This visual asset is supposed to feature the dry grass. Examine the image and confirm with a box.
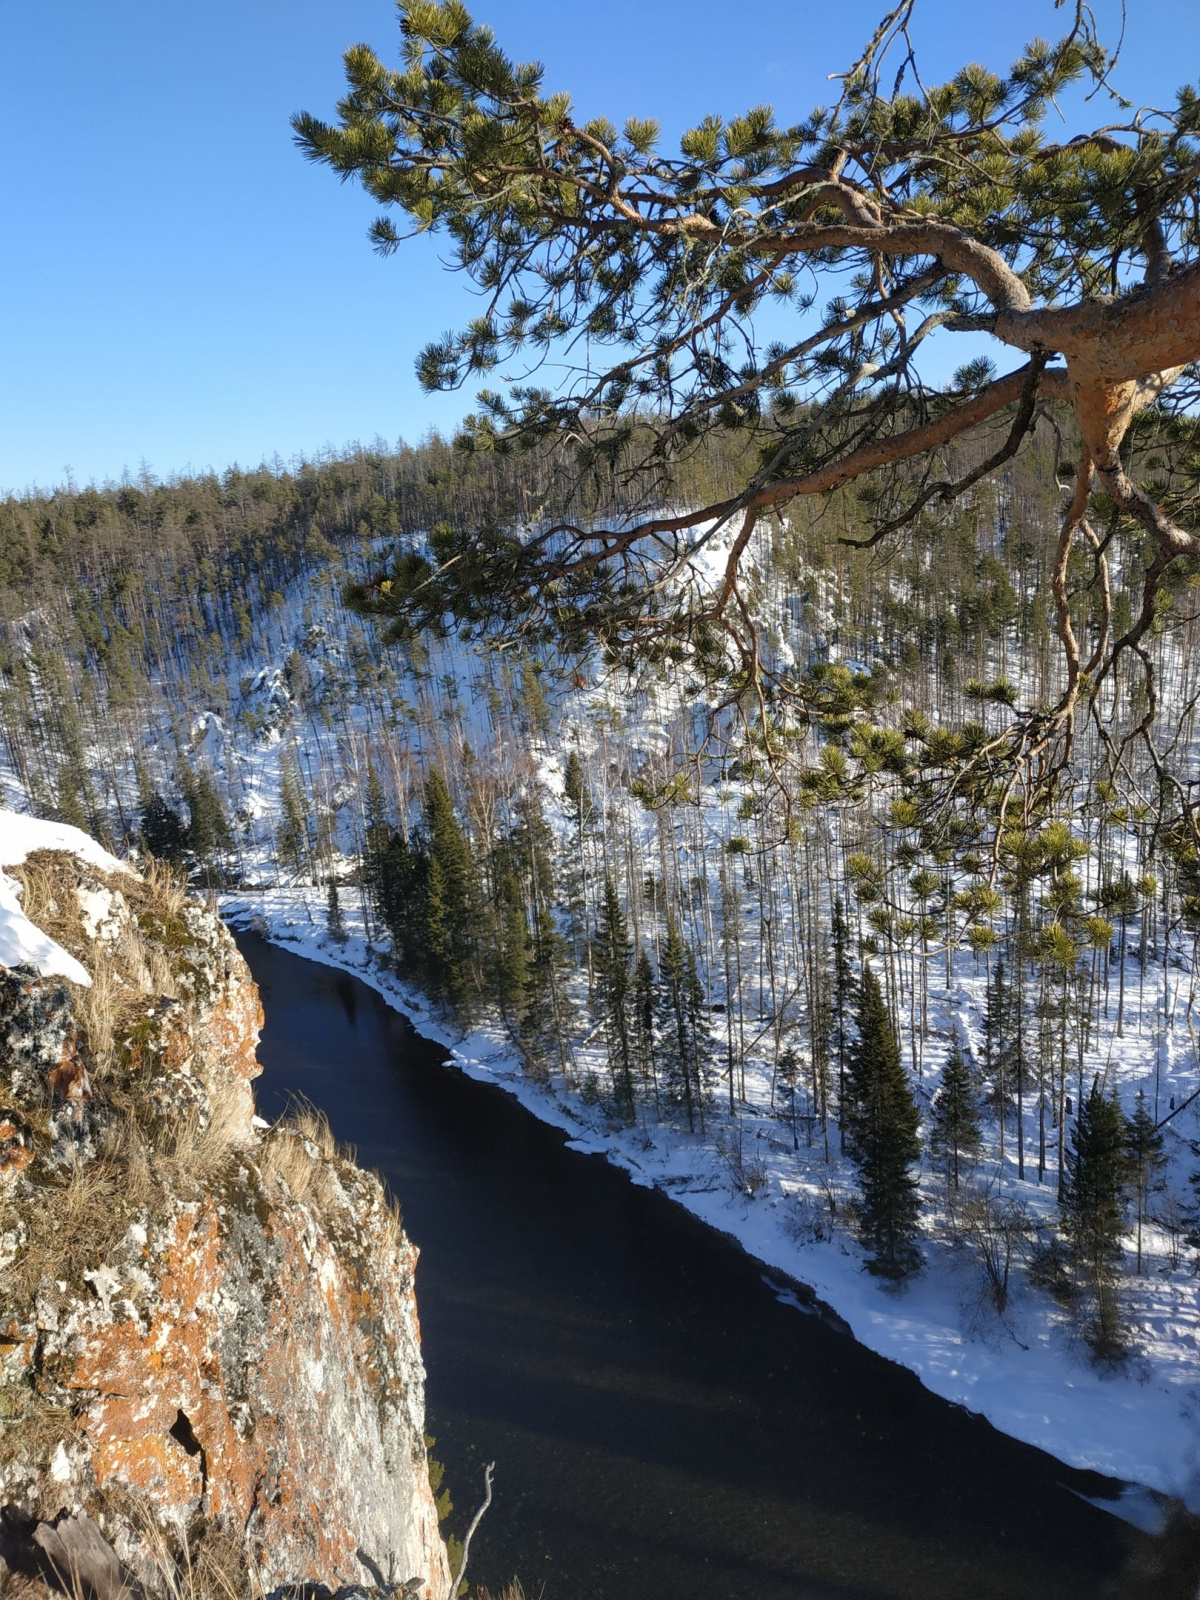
[7,853,94,967]
[0,1380,73,1470]
[134,1510,264,1600]
[134,858,188,923]
[8,851,182,1084]
[258,1103,339,1209]
[3,1163,128,1305]
[154,1076,250,1189]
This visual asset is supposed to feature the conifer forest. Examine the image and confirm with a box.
[9,0,1200,1505]
[4,407,1200,1480]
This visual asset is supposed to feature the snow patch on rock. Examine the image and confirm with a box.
[0,811,132,987]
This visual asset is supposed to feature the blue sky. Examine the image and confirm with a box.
[1,0,1195,493]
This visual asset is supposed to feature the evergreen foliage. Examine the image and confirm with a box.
[593,877,635,1120]
[1061,1079,1129,1362]
[518,906,569,1079]
[845,966,922,1279]
[180,765,233,869]
[491,868,531,1025]
[831,895,854,1149]
[326,880,347,944]
[274,753,310,873]
[562,750,594,828]
[418,770,483,1013]
[139,792,188,866]
[1123,1091,1165,1276]
[929,1041,982,1191]
[658,914,714,1135]
[632,948,658,1111]
[298,0,1200,835]
[361,760,394,939]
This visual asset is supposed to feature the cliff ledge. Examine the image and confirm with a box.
[0,814,450,1600]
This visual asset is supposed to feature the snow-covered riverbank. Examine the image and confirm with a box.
[224,886,1200,1515]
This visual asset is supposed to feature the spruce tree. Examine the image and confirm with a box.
[593,877,635,1119]
[140,792,188,866]
[372,827,415,966]
[181,765,233,875]
[1124,1090,1165,1275]
[831,895,854,1151]
[55,760,91,835]
[274,754,309,874]
[684,941,714,1136]
[519,905,568,1079]
[929,1041,982,1192]
[361,759,393,930]
[1061,1078,1129,1362]
[633,948,659,1113]
[844,965,922,1279]
[778,1046,801,1151]
[984,956,1014,1166]
[562,750,594,827]
[492,868,531,1026]
[658,914,712,1134]
[420,770,482,1014]
[422,853,458,1007]
[326,879,347,944]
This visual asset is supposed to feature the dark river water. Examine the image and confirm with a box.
[236,931,1146,1600]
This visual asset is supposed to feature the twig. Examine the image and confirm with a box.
[453,1461,495,1597]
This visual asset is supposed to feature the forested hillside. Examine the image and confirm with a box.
[4,417,1200,1493]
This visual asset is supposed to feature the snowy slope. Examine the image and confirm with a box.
[4,530,1200,1509]
[223,886,1200,1509]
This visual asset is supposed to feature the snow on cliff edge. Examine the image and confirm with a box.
[0,810,132,986]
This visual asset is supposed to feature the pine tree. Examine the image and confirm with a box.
[1124,1091,1165,1275]
[326,879,347,944]
[593,876,635,1120]
[140,792,188,866]
[929,1041,982,1191]
[1061,1078,1129,1362]
[844,965,922,1279]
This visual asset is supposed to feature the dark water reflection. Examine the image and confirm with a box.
[236,932,1142,1600]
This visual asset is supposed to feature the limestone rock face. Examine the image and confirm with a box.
[0,834,449,1600]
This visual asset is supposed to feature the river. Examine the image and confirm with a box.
[237,931,1143,1600]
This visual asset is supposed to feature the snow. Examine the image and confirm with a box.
[0,809,131,987]
[4,522,1199,1509]
[224,886,1200,1508]
[0,811,130,879]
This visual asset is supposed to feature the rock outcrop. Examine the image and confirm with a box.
[0,818,450,1600]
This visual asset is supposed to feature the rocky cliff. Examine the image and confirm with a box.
[0,816,450,1600]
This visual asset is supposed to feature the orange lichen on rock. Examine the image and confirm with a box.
[0,1111,34,1185]
[0,829,449,1600]
[45,1184,448,1593]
